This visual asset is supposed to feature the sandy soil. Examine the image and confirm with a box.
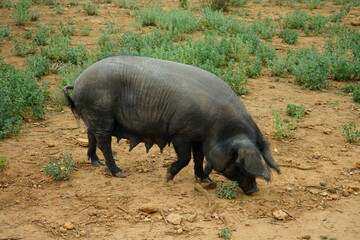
[0,1,359,240]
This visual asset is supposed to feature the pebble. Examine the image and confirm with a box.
[313,152,321,159]
[301,235,311,239]
[63,222,75,230]
[187,214,197,223]
[59,226,67,233]
[47,142,55,147]
[166,213,182,225]
[309,189,319,195]
[342,190,350,197]
[272,210,288,220]
[322,127,332,135]
[285,186,293,192]
[76,138,89,147]
[319,181,328,186]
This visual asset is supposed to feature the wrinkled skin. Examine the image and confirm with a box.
[63,56,280,193]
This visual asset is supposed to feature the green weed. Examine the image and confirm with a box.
[268,56,291,77]
[218,228,232,240]
[248,18,276,41]
[83,2,99,16]
[0,156,8,171]
[305,0,326,10]
[44,152,75,180]
[25,55,50,78]
[135,7,163,26]
[0,25,11,40]
[279,28,299,44]
[283,9,308,30]
[205,0,231,11]
[272,109,297,141]
[0,65,47,138]
[115,0,140,9]
[342,121,360,143]
[80,25,92,36]
[12,3,31,26]
[216,182,238,199]
[12,39,37,56]
[286,104,306,119]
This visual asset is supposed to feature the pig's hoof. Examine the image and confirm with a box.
[113,171,127,178]
[91,160,105,167]
[166,172,174,182]
[197,177,217,189]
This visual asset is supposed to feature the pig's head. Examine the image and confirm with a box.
[206,135,279,195]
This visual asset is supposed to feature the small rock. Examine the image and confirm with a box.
[244,221,251,226]
[63,222,75,230]
[319,181,328,186]
[320,235,328,240]
[273,148,278,153]
[187,214,197,223]
[285,186,293,192]
[166,213,182,225]
[322,127,332,135]
[342,190,350,197]
[329,194,338,200]
[301,235,311,239]
[313,152,321,159]
[47,142,55,147]
[309,189,320,195]
[59,226,67,233]
[76,138,89,147]
[176,228,183,234]
[273,210,288,220]
[320,192,328,197]
[139,204,159,214]
[350,186,360,192]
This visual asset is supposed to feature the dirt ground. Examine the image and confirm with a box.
[0,1,359,240]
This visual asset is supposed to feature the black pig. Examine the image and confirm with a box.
[63,56,280,194]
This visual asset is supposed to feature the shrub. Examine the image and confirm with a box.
[305,0,326,10]
[12,39,37,56]
[216,182,238,199]
[342,121,360,143]
[12,4,31,26]
[286,104,306,119]
[179,0,189,8]
[61,23,76,37]
[135,7,163,26]
[0,25,11,40]
[328,54,352,81]
[283,9,308,30]
[268,56,291,77]
[41,35,90,64]
[157,8,199,34]
[44,152,75,180]
[200,7,246,35]
[115,0,140,9]
[290,48,329,90]
[33,26,51,46]
[25,55,50,78]
[269,0,296,7]
[279,28,299,44]
[83,2,99,16]
[248,18,276,41]
[307,14,327,35]
[0,65,47,138]
[344,83,360,103]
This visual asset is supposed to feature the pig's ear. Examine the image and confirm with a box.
[236,145,271,181]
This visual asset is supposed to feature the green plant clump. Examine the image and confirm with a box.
[279,28,299,44]
[0,65,47,138]
[0,156,9,171]
[25,55,50,78]
[83,2,99,16]
[286,104,306,119]
[343,83,360,103]
[216,182,238,199]
[272,109,297,141]
[0,25,11,40]
[44,152,75,180]
[218,228,232,240]
[342,121,360,143]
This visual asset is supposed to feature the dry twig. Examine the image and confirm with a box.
[194,183,216,215]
